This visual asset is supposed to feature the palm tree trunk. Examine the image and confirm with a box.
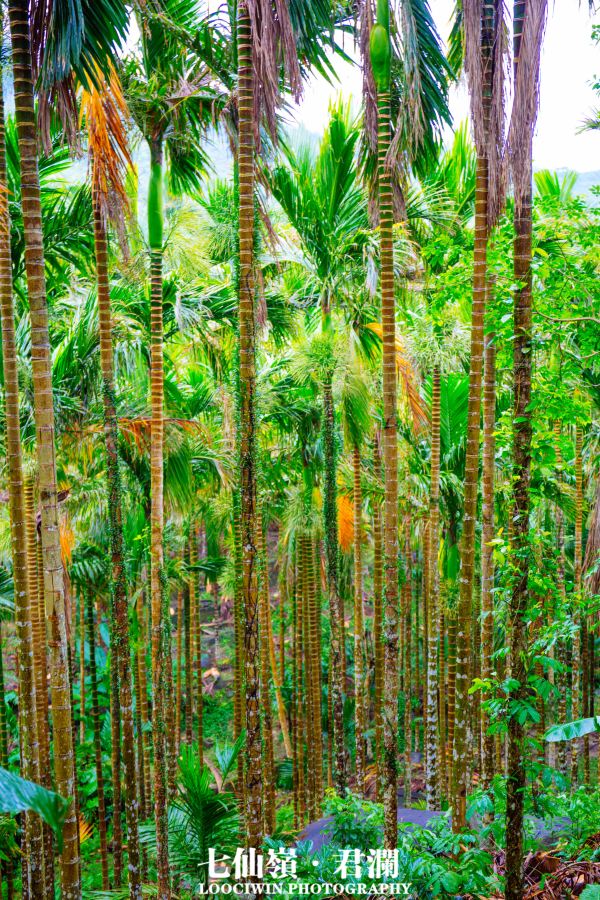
[7,2,80,893]
[373,434,384,802]
[85,590,110,889]
[452,145,488,829]
[572,425,584,781]
[426,368,441,809]
[375,71,401,848]
[133,613,146,830]
[322,375,346,793]
[79,593,85,745]
[279,560,287,684]
[233,498,246,799]
[353,445,367,797]
[137,594,152,819]
[175,589,183,757]
[505,174,534,900]
[302,542,316,816]
[553,421,569,777]
[258,517,276,834]
[191,528,204,765]
[108,599,122,882]
[24,478,54,896]
[267,567,292,759]
[505,4,541,891]
[148,136,170,898]
[402,526,412,807]
[293,543,306,827]
[184,546,193,745]
[438,604,447,798]
[93,187,142,899]
[481,334,496,789]
[237,0,262,848]
[0,77,46,898]
[0,627,15,900]
[446,604,457,797]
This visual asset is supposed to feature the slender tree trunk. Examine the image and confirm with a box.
[7,2,80,893]
[505,176,534,900]
[258,517,275,834]
[402,526,412,807]
[148,136,170,898]
[438,604,447,797]
[376,82,401,849]
[237,0,262,848]
[353,445,367,797]
[446,604,457,797]
[79,593,85,745]
[93,187,142,899]
[373,435,384,802]
[279,560,287,685]
[24,479,54,896]
[133,609,146,829]
[481,334,496,789]
[505,3,541,889]
[192,528,204,765]
[232,499,246,799]
[293,544,306,827]
[175,589,183,757]
[0,627,15,900]
[85,591,110,889]
[322,374,346,792]
[267,562,292,759]
[137,594,152,819]
[184,545,193,745]
[452,147,488,830]
[426,368,441,809]
[572,425,584,780]
[302,541,315,816]
[554,421,569,778]
[0,77,46,898]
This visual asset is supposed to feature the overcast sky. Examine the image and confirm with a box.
[292,1,600,173]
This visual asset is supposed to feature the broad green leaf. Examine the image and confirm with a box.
[544,717,600,743]
[0,767,70,851]
[580,887,600,899]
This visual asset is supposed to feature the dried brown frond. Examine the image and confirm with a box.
[247,0,302,141]
[463,0,509,227]
[359,0,377,155]
[80,65,132,230]
[365,321,428,431]
[59,516,75,566]
[507,0,548,214]
[338,492,354,553]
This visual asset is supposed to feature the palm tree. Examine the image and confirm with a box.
[480,330,496,788]
[269,103,370,791]
[505,2,548,896]
[369,6,398,841]
[341,369,372,796]
[82,75,142,897]
[0,68,44,900]
[123,5,217,888]
[7,2,80,893]
[234,0,339,843]
[367,0,451,845]
[452,0,506,828]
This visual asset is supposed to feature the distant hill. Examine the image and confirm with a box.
[571,169,600,198]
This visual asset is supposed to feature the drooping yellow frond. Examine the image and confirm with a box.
[338,493,354,554]
[365,322,429,432]
[59,517,75,566]
[78,816,94,846]
[80,65,132,221]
